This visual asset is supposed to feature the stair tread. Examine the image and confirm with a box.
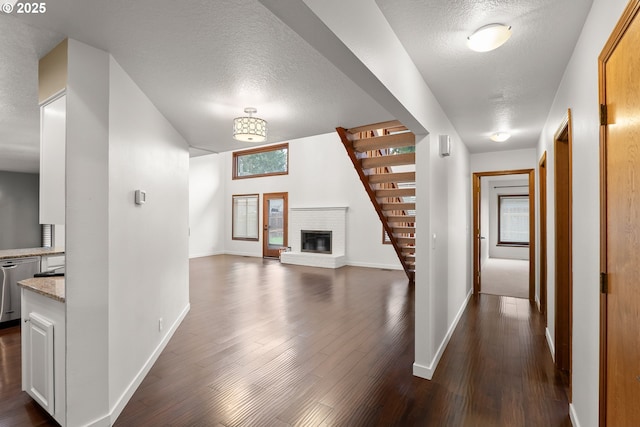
[361,153,415,169]
[376,188,416,198]
[368,172,416,184]
[393,227,415,233]
[386,215,416,222]
[382,202,415,210]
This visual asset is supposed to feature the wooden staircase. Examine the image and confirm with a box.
[336,121,416,282]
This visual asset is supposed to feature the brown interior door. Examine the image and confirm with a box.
[554,120,572,378]
[263,192,288,258]
[539,153,548,322]
[472,174,481,294]
[601,5,640,425]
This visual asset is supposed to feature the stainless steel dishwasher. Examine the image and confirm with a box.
[0,257,40,325]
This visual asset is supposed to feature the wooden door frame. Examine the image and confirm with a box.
[472,169,536,301]
[598,2,640,424]
[539,152,548,322]
[554,109,573,401]
[262,192,288,258]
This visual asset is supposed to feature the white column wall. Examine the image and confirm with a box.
[65,41,190,426]
[65,39,110,427]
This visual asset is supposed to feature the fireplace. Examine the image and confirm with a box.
[280,206,347,269]
[301,230,332,254]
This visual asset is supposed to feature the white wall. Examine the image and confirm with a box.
[189,154,225,258]
[222,133,402,269]
[65,41,190,426]
[487,178,529,260]
[107,58,190,420]
[65,39,110,427]
[470,148,537,173]
[536,0,628,424]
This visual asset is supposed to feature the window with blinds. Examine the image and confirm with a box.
[232,194,259,241]
[498,195,529,246]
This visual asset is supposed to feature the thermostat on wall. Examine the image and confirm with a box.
[135,190,147,205]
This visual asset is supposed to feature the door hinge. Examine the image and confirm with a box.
[600,272,608,294]
[600,104,608,126]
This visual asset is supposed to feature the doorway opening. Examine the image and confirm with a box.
[539,152,548,323]
[554,110,573,400]
[472,169,535,301]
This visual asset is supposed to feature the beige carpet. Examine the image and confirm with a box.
[481,258,529,299]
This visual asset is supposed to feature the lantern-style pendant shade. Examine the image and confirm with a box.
[233,107,267,142]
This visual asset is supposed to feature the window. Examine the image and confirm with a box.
[232,143,288,179]
[232,194,259,241]
[498,195,529,246]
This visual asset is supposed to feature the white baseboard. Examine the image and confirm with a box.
[108,303,191,425]
[413,362,432,379]
[223,251,261,257]
[189,250,225,259]
[83,414,110,427]
[413,289,473,380]
[569,403,581,427]
[546,327,555,361]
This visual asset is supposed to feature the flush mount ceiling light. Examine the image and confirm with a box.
[233,107,267,142]
[467,24,512,52]
[490,132,511,142]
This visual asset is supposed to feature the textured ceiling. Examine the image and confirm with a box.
[376,0,594,153]
[0,16,62,172]
[0,0,594,173]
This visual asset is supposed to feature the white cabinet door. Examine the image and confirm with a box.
[25,312,55,415]
[40,94,66,225]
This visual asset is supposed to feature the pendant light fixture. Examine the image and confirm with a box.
[233,107,267,142]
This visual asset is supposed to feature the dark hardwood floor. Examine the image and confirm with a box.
[0,255,570,426]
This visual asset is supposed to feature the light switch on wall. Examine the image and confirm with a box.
[432,233,436,250]
[135,190,146,205]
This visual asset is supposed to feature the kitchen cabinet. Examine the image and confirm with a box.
[22,288,66,426]
[40,94,66,225]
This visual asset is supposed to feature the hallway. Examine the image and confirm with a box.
[0,256,570,426]
[481,258,530,299]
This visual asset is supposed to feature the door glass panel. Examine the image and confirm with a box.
[267,198,284,248]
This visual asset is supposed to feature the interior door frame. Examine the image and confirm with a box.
[554,109,573,401]
[262,192,288,258]
[472,169,536,301]
[598,1,640,424]
[539,152,548,322]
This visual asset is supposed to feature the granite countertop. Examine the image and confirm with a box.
[0,247,65,260]
[18,277,65,303]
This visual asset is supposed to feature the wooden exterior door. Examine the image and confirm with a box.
[539,152,548,322]
[599,2,640,424]
[263,192,288,258]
